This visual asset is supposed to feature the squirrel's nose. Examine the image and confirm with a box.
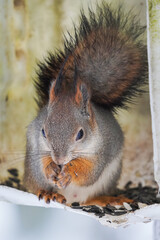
[52,149,66,165]
[54,156,65,165]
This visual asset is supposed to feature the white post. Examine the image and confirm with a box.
[147,0,160,189]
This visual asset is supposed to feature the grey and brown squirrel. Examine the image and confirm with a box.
[24,3,147,206]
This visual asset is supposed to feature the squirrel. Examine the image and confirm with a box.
[24,3,147,206]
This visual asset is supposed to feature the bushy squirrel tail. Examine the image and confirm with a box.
[36,3,147,110]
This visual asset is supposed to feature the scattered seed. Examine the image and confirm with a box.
[9,177,20,184]
[138,202,148,209]
[82,205,103,214]
[114,205,123,209]
[124,181,132,189]
[7,168,18,177]
[105,204,117,211]
[103,207,127,216]
[123,202,132,211]
[112,210,128,216]
[71,202,80,207]
[4,180,13,187]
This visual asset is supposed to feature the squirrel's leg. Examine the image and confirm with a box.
[37,156,66,204]
[83,195,133,207]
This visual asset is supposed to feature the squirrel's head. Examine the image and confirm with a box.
[41,81,98,166]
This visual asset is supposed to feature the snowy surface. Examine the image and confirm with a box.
[1,186,160,228]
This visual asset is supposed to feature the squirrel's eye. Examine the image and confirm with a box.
[42,128,46,138]
[76,129,84,141]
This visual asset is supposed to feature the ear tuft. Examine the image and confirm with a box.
[75,82,90,113]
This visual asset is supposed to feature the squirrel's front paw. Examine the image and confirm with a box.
[53,165,72,189]
[45,162,61,181]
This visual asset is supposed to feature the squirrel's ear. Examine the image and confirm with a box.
[75,82,90,112]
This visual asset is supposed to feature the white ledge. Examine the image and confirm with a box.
[1,186,160,228]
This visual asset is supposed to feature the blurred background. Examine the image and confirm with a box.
[0,201,153,240]
[0,0,153,187]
